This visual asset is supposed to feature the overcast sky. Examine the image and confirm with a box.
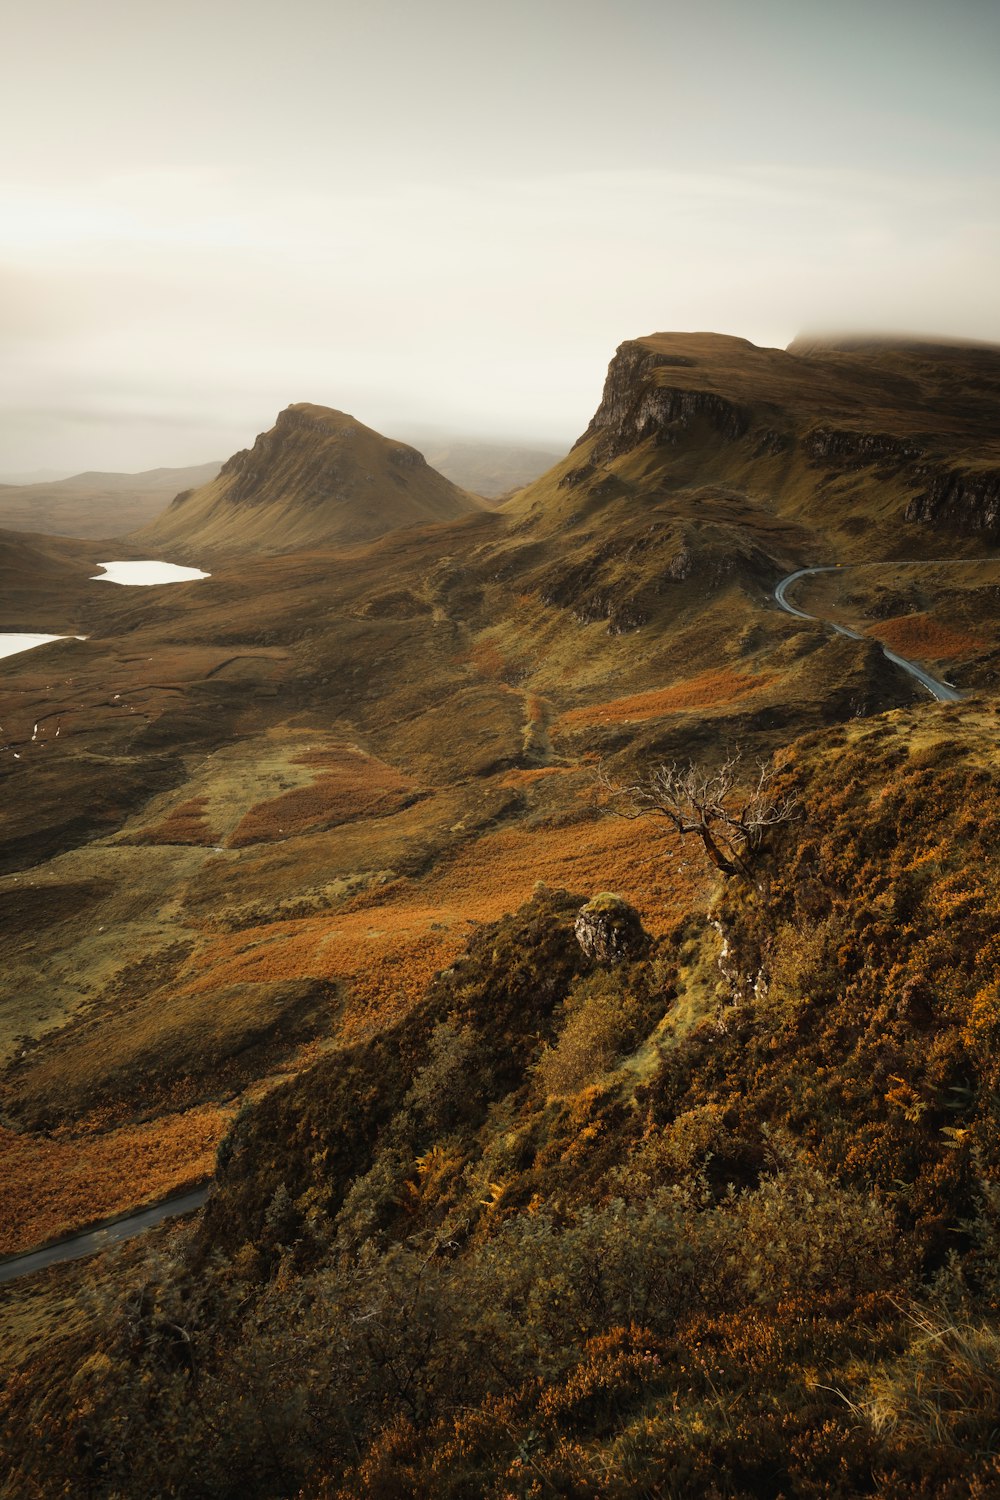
[2,0,998,474]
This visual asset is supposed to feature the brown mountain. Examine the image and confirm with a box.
[510,331,1000,555]
[139,403,487,557]
[0,461,222,539]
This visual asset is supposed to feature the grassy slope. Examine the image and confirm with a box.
[4,333,1000,1493]
[8,706,1000,1496]
[140,404,486,558]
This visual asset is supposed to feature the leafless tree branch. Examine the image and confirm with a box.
[598,750,799,879]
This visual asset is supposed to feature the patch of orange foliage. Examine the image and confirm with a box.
[871,613,988,661]
[124,796,217,846]
[180,815,705,1046]
[227,749,417,848]
[499,768,579,787]
[556,668,772,731]
[463,641,508,680]
[0,1104,230,1255]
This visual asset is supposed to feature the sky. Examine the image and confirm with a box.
[1,0,998,474]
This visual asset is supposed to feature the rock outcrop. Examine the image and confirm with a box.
[905,467,1000,539]
[578,340,751,462]
[575,893,650,965]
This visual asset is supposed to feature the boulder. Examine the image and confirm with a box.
[574,893,649,965]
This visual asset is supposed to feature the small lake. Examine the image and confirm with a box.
[91,561,211,586]
[0,634,86,662]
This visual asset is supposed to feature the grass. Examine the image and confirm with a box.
[555,667,774,731]
[0,1105,228,1255]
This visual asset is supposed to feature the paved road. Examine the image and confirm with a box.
[0,1187,210,1286]
[774,565,964,703]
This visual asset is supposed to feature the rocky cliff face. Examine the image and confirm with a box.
[905,467,1000,539]
[577,340,751,462]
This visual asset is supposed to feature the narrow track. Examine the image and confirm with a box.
[774,564,964,703]
[0,1187,210,1285]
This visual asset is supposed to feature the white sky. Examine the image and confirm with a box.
[2,0,998,473]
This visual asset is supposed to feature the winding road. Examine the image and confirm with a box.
[774,564,964,703]
[0,1187,210,1286]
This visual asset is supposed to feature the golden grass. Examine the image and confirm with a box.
[0,1105,230,1256]
[556,668,773,731]
[871,613,988,661]
[226,747,417,847]
[172,813,706,1052]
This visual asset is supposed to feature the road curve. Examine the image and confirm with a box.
[0,1186,210,1286]
[774,565,964,703]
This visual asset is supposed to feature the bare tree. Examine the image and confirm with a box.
[599,750,800,879]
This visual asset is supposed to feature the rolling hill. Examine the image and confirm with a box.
[0,461,222,539]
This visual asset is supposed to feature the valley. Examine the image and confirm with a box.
[4,331,1000,1497]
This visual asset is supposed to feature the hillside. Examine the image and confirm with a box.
[2,331,1000,1496]
[0,462,221,539]
[139,404,487,557]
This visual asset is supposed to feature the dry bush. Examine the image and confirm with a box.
[535,969,657,1097]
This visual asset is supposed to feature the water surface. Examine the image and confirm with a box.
[91,560,210,586]
[0,634,84,662]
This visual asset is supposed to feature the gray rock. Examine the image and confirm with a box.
[574,893,650,965]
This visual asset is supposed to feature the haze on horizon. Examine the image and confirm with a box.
[2,0,998,477]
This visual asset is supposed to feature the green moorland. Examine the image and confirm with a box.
[3,333,1000,1495]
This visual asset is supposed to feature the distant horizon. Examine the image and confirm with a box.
[6,321,1000,481]
[0,420,573,486]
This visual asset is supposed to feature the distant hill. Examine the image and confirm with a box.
[0,462,222,539]
[418,439,563,499]
[139,403,487,556]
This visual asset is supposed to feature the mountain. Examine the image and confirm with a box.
[511,331,1000,554]
[139,403,488,557]
[0,461,222,539]
[417,437,565,498]
[5,332,1000,1497]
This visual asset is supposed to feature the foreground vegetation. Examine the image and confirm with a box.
[6,705,1000,1496]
